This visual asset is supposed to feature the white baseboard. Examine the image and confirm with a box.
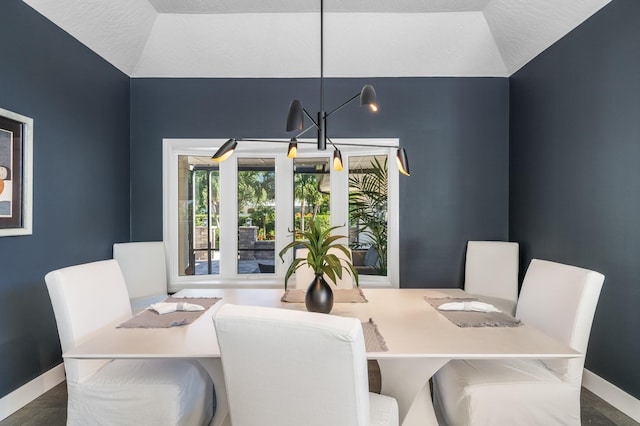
[583,369,640,422]
[0,364,65,421]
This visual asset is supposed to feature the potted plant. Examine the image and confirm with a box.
[279,219,359,313]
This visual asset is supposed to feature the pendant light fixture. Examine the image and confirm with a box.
[332,149,344,171]
[211,138,238,162]
[287,138,298,158]
[212,0,410,177]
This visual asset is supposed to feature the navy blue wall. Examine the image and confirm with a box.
[0,0,130,397]
[510,0,640,398]
[130,77,510,287]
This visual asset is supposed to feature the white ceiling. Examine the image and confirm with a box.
[22,0,611,78]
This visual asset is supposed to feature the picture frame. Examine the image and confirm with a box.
[0,107,33,237]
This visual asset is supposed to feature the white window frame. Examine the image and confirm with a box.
[163,138,400,290]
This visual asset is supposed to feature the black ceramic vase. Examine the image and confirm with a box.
[305,273,334,314]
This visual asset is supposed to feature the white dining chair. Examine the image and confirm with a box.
[113,241,168,311]
[464,240,519,315]
[295,247,355,289]
[433,259,604,426]
[45,259,214,426]
[213,303,399,426]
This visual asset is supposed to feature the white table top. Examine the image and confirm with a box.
[64,288,579,360]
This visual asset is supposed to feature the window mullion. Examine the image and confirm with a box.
[275,154,293,276]
[387,147,400,288]
[219,156,238,277]
[330,154,350,240]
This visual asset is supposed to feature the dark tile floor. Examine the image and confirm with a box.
[1,377,637,425]
[581,388,639,426]
[1,382,67,426]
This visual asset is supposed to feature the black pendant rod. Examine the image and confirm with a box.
[318,0,327,150]
[320,0,324,113]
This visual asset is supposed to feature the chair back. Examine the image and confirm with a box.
[45,260,132,383]
[213,304,370,426]
[113,241,167,299]
[464,241,519,303]
[295,247,354,289]
[516,259,604,385]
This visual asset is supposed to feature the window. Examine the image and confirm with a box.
[164,139,399,290]
[349,155,388,276]
[293,157,331,236]
[237,158,276,274]
[187,160,220,276]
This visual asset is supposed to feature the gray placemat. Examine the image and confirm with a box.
[117,297,221,328]
[425,297,522,327]
[281,288,368,303]
[362,318,388,352]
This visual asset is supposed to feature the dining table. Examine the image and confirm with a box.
[64,288,579,426]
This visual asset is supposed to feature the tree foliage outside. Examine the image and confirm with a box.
[349,156,388,275]
[238,170,274,212]
[194,167,277,241]
[193,169,220,228]
[250,205,276,240]
[294,173,330,236]
[238,169,276,240]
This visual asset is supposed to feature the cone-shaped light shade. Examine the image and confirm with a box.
[286,100,304,132]
[212,138,237,162]
[396,148,410,176]
[287,138,298,158]
[333,149,343,171]
[360,85,378,112]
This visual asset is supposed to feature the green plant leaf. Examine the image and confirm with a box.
[278,218,357,288]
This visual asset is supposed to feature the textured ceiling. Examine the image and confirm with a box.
[145,0,494,14]
[22,0,611,78]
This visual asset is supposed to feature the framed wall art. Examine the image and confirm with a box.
[0,107,33,237]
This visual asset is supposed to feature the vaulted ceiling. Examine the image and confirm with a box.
[22,0,611,78]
